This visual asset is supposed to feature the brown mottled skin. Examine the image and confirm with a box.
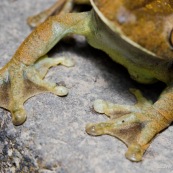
[93,0,173,59]
[1,0,173,162]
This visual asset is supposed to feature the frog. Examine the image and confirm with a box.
[1,0,173,162]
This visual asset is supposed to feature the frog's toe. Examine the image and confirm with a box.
[93,89,153,119]
[125,144,144,162]
[86,122,107,136]
[34,56,74,78]
[93,99,133,118]
[60,58,75,67]
[26,67,68,97]
[11,108,27,126]
[54,85,68,96]
[26,55,74,97]
[93,99,107,114]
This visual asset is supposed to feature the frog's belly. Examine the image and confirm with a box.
[87,13,170,84]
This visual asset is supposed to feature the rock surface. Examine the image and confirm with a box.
[0,0,173,173]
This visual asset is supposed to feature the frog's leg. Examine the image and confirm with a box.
[6,55,74,125]
[1,12,92,125]
[27,0,90,28]
[86,88,172,161]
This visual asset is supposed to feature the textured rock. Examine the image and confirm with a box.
[0,0,173,173]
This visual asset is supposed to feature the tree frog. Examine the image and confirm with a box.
[1,0,173,162]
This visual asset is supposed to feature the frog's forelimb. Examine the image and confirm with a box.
[1,12,91,125]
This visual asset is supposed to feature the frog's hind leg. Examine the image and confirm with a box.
[86,89,169,161]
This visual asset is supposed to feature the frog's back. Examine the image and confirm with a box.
[91,0,173,60]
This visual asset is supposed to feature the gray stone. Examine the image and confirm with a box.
[0,0,173,173]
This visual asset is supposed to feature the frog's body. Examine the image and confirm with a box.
[87,13,171,84]
[1,0,173,162]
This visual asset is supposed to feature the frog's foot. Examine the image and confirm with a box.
[86,89,169,161]
[0,56,74,126]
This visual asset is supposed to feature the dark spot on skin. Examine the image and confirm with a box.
[122,120,125,123]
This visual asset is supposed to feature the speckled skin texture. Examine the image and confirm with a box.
[93,0,173,59]
[0,0,173,172]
